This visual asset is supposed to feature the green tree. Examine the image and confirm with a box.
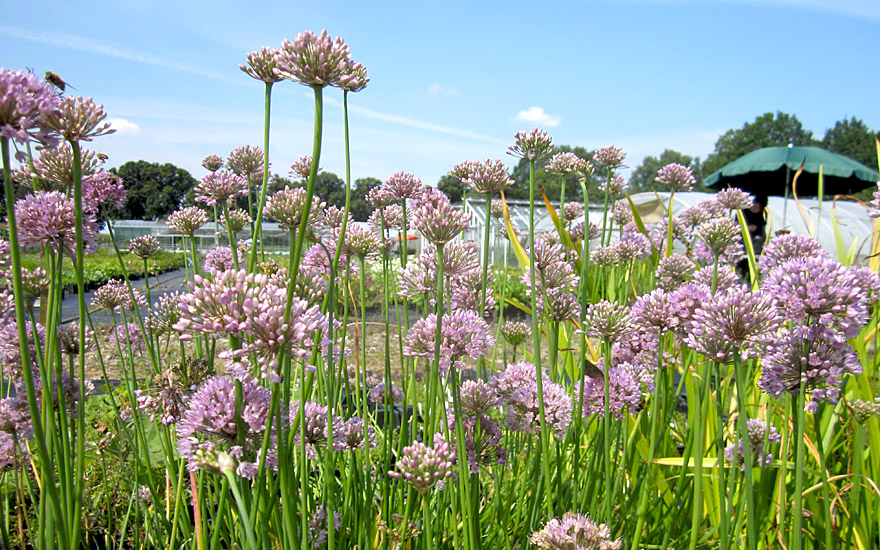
[821,117,879,170]
[703,112,816,175]
[350,177,382,221]
[113,161,197,220]
[629,149,704,193]
[437,174,466,203]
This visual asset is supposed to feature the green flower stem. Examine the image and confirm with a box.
[846,423,864,549]
[222,470,257,550]
[289,85,323,288]
[631,348,664,550]
[715,361,730,550]
[428,243,446,444]
[528,159,553,516]
[3,136,70,550]
[601,169,612,246]
[732,348,756,550]
[250,81,274,271]
[222,202,240,271]
[814,409,834,550]
[602,337,613,523]
[423,492,434,550]
[792,384,807,550]
[689,359,711,550]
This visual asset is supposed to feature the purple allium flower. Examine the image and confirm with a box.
[290,155,320,180]
[368,204,403,236]
[56,321,94,358]
[762,257,872,342]
[631,289,683,334]
[491,362,572,437]
[610,198,633,227]
[275,30,353,88]
[240,46,284,83]
[546,152,592,177]
[716,188,754,210]
[226,145,264,180]
[692,264,740,293]
[404,310,493,375]
[530,512,621,550]
[501,320,531,347]
[655,253,696,291]
[757,234,828,274]
[109,322,145,356]
[91,279,146,311]
[290,401,335,458]
[507,128,554,162]
[47,95,115,142]
[194,170,248,206]
[370,382,405,404]
[397,260,436,300]
[334,416,375,451]
[685,285,780,363]
[450,268,495,318]
[0,68,61,147]
[167,206,208,236]
[203,241,250,272]
[724,418,781,470]
[462,158,513,194]
[593,146,629,170]
[580,364,642,420]
[679,205,711,231]
[336,60,369,92]
[614,231,651,262]
[543,288,581,322]
[341,223,381,259]
[129,235,162,259]
[411,188,470,245]
[0,431,25,471]
[584,300,632,343]
[758,329,862,405]
[82,170,126,213]
[694,217,741,256]
[489,199,506,219]
[698,198,728,219]
[319,205,345,230]
[16,191,97,257]
[599,173,629,194]
[201,154,223,172]
[308,505,342,549]
[459,379,501,417]
[849,265,880,304]
[135,385,188,426]
[146,291,182,336]
[590,245,620,267]
[221,209,252,235]
[447,412,506,474]
[870,184,880,218]
[655,163,695,192]
[174,269,255,339]
[389,434,454,494]
[381,171,423,202]
[562,201,585,222]
[177,375,273,475]
[20,143,101,190]
[649,217,691,255]
[265,186,324,230]
[18,267,48,309]
[691,238,746,268]
[449,160,479,182]
[0,396,30,436]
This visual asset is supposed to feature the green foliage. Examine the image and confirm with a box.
[20,248,186,289]
[112,161,198,220]
[350,177,382,221]
[628,149,705,193]
[703,111,816,175]
[490,265,528,306]
[821,117,879,169]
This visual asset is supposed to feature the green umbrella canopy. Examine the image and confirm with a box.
[704,146,880,197]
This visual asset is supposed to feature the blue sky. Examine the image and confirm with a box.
[4,0,880,186]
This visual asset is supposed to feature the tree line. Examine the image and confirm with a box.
[112,113,880,220]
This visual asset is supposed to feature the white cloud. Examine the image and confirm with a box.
[108,118,141,136]
[514,106,563,128]
[426,83,461,96]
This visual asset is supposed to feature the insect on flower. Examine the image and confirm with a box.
[45,71,75,92]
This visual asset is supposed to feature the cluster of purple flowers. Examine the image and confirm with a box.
[530,512,622,550]
[491,362,572,437]
[404,310,493,375]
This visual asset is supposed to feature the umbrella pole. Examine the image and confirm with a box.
[782,164,791,228]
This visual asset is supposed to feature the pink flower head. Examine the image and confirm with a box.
[411,188,470,245]
[201,154,223,172]
[226,145,264,180]
[194,170,248,206]
[716,187,754,210]
[593,146,629,170]
[388,434,454,494]
[264,186,324,230]
[16,191,97,258]
[290,155,320,179]
[382,171,424,201]
[275,30,353,88]
[336,61,369,92]
[168,206,208,236]
[404,310,493,375]
[240,47,284,83]
[507,128,554,162]
[546,152,592,177]
[530,512,621,550]
[462,159,513,194]
[655,163,695,192]
[598,173,629,194]
[0,68,60,147]
[82,170,126,213]
[46,95,114,142]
